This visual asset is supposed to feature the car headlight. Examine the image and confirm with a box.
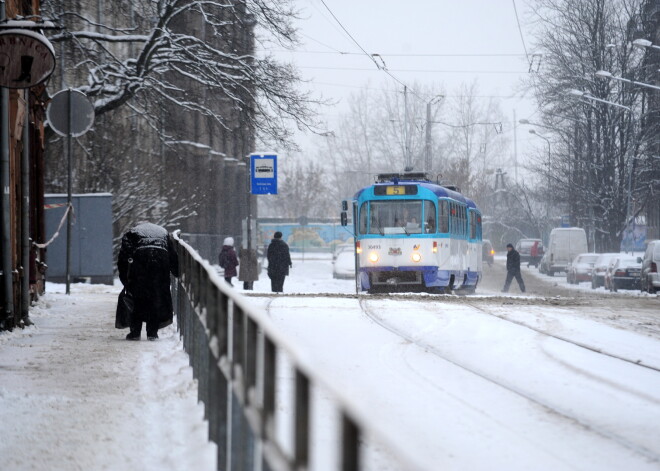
[368,252,379,263]
[411,252,422,263]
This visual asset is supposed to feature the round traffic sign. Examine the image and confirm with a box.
[46,89,95,137]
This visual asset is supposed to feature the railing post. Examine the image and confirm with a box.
[341,414,360,471]
[294,370,310,470]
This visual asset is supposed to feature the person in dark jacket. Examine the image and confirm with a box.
[267,232,292,293]
[502,243,526,293]
[219,237,239,286]
[117,222,179,341]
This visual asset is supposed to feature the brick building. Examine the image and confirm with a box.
[0,0,50,330]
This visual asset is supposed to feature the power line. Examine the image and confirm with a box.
[317,0,380,69]
[316,0,424,100]
[311,80,521,98]
[267,48,530,58]
[299,32,345,54]
[299,66,528,74]
[511,0,530,65]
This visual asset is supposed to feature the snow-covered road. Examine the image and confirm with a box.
[242,255,660,470]
[0,284,216,471]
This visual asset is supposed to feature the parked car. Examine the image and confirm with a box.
[332,244,356,279]
[591,253,620,289]
[515,238,544,267]
[566,253,599,284]
[333,243,352,261]
[605,255,642,292]
[545,228,588,276]
[639,240,660,294]
[482,239,494,267]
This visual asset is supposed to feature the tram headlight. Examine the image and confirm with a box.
[368,252,379,263]
[411,252,422,263]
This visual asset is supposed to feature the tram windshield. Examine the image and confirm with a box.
[366,201,426,234]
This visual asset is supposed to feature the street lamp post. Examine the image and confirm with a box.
[529,129,552,231]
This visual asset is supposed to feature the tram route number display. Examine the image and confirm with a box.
[374,185,418,196]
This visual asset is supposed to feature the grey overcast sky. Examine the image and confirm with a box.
[265,0,540,159]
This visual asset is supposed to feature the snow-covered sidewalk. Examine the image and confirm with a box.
[0,283,216,471]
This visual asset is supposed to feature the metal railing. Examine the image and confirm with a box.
[171,233,422,471]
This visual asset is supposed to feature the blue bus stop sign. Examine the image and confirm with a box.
[250,154,277,195]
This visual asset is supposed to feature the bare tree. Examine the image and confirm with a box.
[261,159,333,218]
[528,0,650,251]
[44,0,319,149]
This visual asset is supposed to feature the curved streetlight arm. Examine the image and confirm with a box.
[595,70,660,92]
[632,38,660,52]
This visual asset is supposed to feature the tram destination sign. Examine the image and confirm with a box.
[250,153,277,195]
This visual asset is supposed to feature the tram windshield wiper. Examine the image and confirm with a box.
[399,223,410,236]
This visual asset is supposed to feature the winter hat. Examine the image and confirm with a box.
[274,231,283,239]
[224,237,234,247]
[506,243,513,249]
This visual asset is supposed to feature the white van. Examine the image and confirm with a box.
[545,227,588,276]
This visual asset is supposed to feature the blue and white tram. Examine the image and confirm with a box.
[345,173,483,293]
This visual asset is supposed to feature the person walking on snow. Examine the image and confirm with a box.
[219,237,239,286]
[502,243,526,293]
[267,231,292,293]
[117,222,179,341]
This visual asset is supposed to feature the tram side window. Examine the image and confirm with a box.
[424,201,436,233]
[450,202,457,234]
[462,206,468,236]
[359,202,368,234]
[439,200,449,233]
[469,211,477,239]
[477,213,482,240]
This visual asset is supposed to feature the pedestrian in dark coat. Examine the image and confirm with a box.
[502,243,526,293]
[267,232,292,293]
[219,237,239,286]
[117,222,179,341]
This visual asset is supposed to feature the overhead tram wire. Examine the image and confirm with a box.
[264,48,530,58]
[317,0,425,100]
[311,80,521,99]
[299,66,528,74]
[511,0,530,66]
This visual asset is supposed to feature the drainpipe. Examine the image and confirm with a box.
[21,89,30,323]
[0,0,13,328]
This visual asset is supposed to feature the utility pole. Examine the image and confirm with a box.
[425,101,432,174]
[404,85,410,171]
[513,109,518,181]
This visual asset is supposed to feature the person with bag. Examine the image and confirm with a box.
[267,231,292,293]
[116,222,179,341]
[218,237,239,286]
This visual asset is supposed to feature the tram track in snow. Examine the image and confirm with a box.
[461,301,660,374]
[357,297,660,463]
[247,291,660,373]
